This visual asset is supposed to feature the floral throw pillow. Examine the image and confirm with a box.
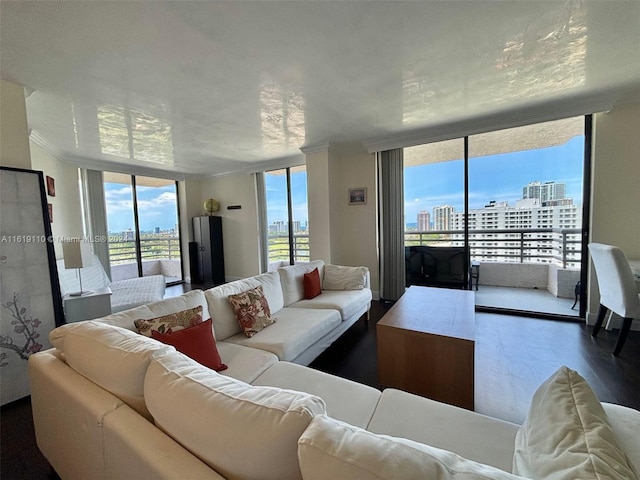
[227,286,276,338]
[134,306,204,337]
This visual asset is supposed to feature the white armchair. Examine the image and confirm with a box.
[588,243,640,356]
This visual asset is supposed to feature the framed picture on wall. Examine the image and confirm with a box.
[348,187,367,205]
[0,167,64,405]
[46,175,55,197]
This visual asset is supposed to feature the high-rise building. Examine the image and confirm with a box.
[417,211,431,231]
[433,205,454,231]
[523,181,567,205]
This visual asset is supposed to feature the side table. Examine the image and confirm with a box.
[63,287,112,323]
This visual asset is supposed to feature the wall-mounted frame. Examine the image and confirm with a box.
[46,175,55,197]
[0,167,64,405]
[348,187,367,205]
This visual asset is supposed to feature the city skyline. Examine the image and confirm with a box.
[404,135,584,225]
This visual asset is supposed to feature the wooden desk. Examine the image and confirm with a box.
[377,286,475,409]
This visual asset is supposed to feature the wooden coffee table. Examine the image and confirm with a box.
[377,286,475,410]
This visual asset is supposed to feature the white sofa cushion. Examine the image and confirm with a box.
[289,289,372,321]
[87,290,210,333]
[279,260,325,307]
[252,361,381,428]
[223,307,341,361]
[602,403,640,475]
[204,272,284,341]
[145,352,326,480]
[323,264,368,290]
[367,388,519,473]
[513,366,637,480]
[48,321,174,419]
[298,415,527,480]
[216,341,279,383]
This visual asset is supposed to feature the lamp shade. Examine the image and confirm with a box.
[62,240,92,269]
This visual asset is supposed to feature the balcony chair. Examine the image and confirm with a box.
[588,243,640,356]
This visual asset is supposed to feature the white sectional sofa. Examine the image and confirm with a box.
[30,261,640,480]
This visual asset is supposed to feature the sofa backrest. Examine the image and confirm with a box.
[204,270,284,341]
[279,260,325,307]
[48,320,175,420]
[57,253,111,296]
[145,351,326,480]
[96,289,211,333]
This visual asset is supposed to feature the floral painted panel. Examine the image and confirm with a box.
[1,168,62,405]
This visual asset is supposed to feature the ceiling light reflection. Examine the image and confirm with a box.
[260,72,305,154]
[97,104,174,165]
[402,2,587,126]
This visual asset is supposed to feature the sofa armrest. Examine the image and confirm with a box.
[104,405,224,480]
[29,349,124,480]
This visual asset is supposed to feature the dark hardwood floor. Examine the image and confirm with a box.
[2,299,639,479]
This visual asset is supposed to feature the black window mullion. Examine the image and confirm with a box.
[131,175,143,278]
[464,136,470,289]
[286,168,295,265]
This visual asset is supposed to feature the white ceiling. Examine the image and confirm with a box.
[2,1,639,178]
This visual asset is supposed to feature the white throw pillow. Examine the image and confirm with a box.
[513,366,638,480]
[323,264,368,291]
[145,352,326,480]
[298,415,526,480]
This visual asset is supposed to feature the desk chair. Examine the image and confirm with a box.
[588,243,640,356]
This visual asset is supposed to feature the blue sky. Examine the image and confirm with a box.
[265,170,309,225]
[404,135,584,224]
[104,183,178,233]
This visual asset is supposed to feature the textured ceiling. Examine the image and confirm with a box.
[1,1,639,177]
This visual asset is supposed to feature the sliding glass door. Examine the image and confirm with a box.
[468,117,586,317]
[104,172,182,284]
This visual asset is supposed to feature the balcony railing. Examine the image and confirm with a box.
[266,229,580,268]
[404,228,582,268]
[108,236,181,264]
[267,234,310,263]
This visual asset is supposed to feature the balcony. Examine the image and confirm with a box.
[405,228,582,316]
[108,236,182,283]
[267,234,310,270]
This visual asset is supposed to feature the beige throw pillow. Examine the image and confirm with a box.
[227,285,276,337]
[323,264,367,290]
[134,305,203,337]
[513,366,638,480]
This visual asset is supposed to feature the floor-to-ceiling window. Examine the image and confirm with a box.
[264,165,309,269]
[104,172,182,284]
[403,116,589,319]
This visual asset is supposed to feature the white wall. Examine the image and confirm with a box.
[199,173,261,280]
[328,149,379,296]
[306,150,332,262]
[30,142,84,258]
[588,102,640,324]
[0,80,31,169]
[178,177,202,281]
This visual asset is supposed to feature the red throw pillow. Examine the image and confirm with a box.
[151,319,227,371]
[304,268,322,299]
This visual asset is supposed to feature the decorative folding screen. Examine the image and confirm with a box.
[0,167,64,405]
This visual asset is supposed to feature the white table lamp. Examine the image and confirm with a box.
[62,240,93,296]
